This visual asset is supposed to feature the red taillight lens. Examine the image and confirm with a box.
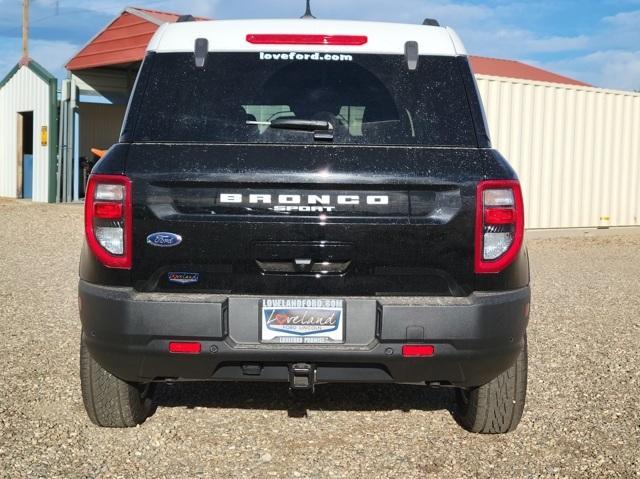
[94,202,123,220]
[169,342,202,354]
[246,34,368,46]
[475,180,524,274]
[402,345,436,357]
[484,207,515,225]
[84,174,132,269]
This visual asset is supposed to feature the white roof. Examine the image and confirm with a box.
[148,19,467,57]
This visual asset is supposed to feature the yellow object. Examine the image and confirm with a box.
[40,126,48,146]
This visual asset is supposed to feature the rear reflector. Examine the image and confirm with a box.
[246,34,368,46]
[402,344,435,357]
[169,342,202,354]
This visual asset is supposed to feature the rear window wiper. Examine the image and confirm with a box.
[269,118,333,132]
[247,118,334,141]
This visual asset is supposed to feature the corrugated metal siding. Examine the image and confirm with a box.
[470,57,590,87]
[79,103,127,159]
[65,8,208,72]
[476,74,640,229]
[0,66,51,202]
[66,12,160,70]
[71,70,130,97]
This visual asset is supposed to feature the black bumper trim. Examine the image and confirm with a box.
[79,281,530,387]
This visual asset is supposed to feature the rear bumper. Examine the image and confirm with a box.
[79,280,530,387]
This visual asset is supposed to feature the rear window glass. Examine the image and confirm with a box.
[129,52,477,147]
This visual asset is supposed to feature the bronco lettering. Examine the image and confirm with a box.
[219,193,389,206]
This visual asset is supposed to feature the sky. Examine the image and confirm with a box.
[0,0,639,91]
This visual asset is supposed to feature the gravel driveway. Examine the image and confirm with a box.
[0,199,638,478]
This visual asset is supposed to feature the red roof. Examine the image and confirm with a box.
[469,55,590,87]
[66,7,209,71]
[66,9,589,87]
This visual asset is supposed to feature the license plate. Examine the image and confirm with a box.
[260,298,344,344]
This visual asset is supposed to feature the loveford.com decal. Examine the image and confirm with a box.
[259,52,353,61]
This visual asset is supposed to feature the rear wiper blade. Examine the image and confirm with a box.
[268,118,334,132]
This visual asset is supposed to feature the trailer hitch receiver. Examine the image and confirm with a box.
[289,363,316,392]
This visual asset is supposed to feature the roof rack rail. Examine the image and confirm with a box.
[422,18,440,26]
[177,14,195,23]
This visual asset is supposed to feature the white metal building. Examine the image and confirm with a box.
[477,75,640,229]
[0,58,57,202]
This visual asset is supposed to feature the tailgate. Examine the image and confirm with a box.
[126,144,505,296]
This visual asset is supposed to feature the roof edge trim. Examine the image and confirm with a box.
[474,73,640,95]
[125,7,165,26]
[0,63,20,89]
[66,8,133,70]
[27,58,57,83]
[0,59,56,90]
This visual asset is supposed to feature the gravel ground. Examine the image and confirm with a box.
[0,198,638,478]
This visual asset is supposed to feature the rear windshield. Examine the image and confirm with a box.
[127,52,477,147]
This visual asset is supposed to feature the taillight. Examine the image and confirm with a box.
[246,34,368,46]
[84,174,132,269]
[475,180,524,274]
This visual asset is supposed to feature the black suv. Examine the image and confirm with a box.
[79,19,530,433]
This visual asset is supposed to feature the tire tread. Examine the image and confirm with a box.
[80,336,154,428]
[454,337,528,434]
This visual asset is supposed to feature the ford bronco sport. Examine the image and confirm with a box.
[79,18,530,433]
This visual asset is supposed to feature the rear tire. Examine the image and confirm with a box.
[454,336,528,434]
[80,335,156,427]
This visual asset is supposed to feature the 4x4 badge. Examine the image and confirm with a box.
[146,232,182,247]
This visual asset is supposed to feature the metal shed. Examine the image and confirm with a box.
[476,74,640,229]
[59,7,204,202]
[0,58,57,202]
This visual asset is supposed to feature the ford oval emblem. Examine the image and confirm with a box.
[146,232,182,248]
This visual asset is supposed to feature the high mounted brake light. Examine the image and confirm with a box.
[85,174,132,269]
[246,34,368,46]
[475,180,524,274]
